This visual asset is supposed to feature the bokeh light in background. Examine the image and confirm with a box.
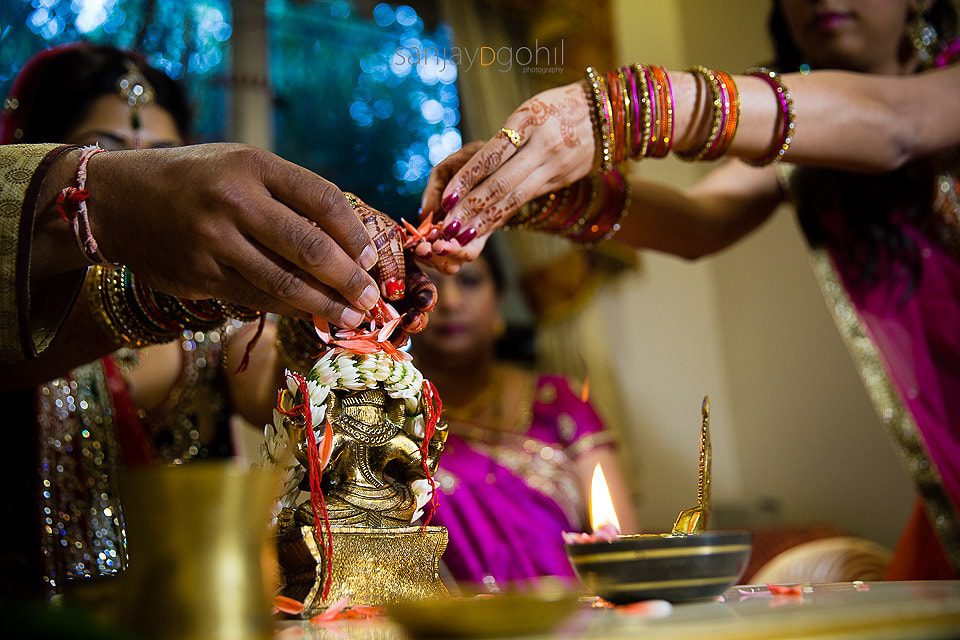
[0,0,463,218]
[0,0,232,139]
[268,0,461,217]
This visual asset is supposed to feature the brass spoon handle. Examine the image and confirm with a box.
[698,395,712,513]
[671,395,713,535]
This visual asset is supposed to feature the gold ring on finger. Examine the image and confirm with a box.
[500,127,523,149]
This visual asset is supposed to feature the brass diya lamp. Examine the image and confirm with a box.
[565,396,752,603]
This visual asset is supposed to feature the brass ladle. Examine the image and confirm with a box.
[672,395,711,535]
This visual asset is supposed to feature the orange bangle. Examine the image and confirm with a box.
[648,65,674,158]
[705,70,740,160]
[606,69,626,163]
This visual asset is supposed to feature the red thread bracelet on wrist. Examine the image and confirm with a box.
[57,144,109,264]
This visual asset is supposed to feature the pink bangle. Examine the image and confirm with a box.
[745,68,796,166]
[624,66,642,157]
[57,144,109,264]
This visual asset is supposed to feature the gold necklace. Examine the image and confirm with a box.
[442,368,503,425]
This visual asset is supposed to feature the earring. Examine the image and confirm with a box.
[493,317,506,338]
[910,2,939,67]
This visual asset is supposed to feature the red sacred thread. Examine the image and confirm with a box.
[55,186,90,222]
[57,145,108,263]
[277,372,335,601]
[234,314,267,374]
[418,379,443,529]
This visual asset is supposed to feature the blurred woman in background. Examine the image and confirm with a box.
[411,242,636,590]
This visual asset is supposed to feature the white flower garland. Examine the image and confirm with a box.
[261,351,433,520]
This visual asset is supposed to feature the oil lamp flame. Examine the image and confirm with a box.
[589,464,620,534]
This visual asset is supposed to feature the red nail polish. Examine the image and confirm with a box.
[442,219,462,240]
[441,191,460,212]
[455,227,477,245]
[384,277,405,301]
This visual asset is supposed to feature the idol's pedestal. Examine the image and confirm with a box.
[277,521,448,615]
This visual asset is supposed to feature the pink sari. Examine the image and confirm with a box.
[786,43,960,578]
[811,220,960,577]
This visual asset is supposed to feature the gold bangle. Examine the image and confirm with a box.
[276,316,324,373]
[618,67,633,161]
[584,69,613,171]
[633,64,653,159]
[676,66,725,161]
[90,265,249,348]
[92,265,172,347]
[85,265,128,349]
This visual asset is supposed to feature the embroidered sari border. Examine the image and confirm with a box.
[811,248,960,571]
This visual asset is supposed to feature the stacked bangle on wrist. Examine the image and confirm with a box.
[276,315,326,374]
[88,264,260,348]
[744,67,796,166]
[508,167,629,244]
[675,66,741,161]
[585,64,676,166]
[588,62,808,166]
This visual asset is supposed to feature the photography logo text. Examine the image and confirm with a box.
[394,39,566,74]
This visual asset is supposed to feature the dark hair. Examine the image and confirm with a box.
[478,240,506,294]
[17,43,192,143]
[768,0,959,297]
[477,239,537,364]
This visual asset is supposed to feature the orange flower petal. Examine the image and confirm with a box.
[319,418,334,470]
[767,583,803,596]
[273,595,305,615]
[310,596,351,623]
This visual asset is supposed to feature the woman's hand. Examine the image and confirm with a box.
[419,82,595,269]
[85,143,381,327]
[348,194,437,334]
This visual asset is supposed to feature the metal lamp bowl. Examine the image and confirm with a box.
[565,530,752,604]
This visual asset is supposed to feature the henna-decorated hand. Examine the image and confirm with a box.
[348,194,437,337]
[417,83,595,271]
[398,261,437,336]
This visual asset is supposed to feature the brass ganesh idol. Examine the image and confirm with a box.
[289,386,447,528]
[263,351,449,614]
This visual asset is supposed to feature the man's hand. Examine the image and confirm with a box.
[87,143,381,327]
